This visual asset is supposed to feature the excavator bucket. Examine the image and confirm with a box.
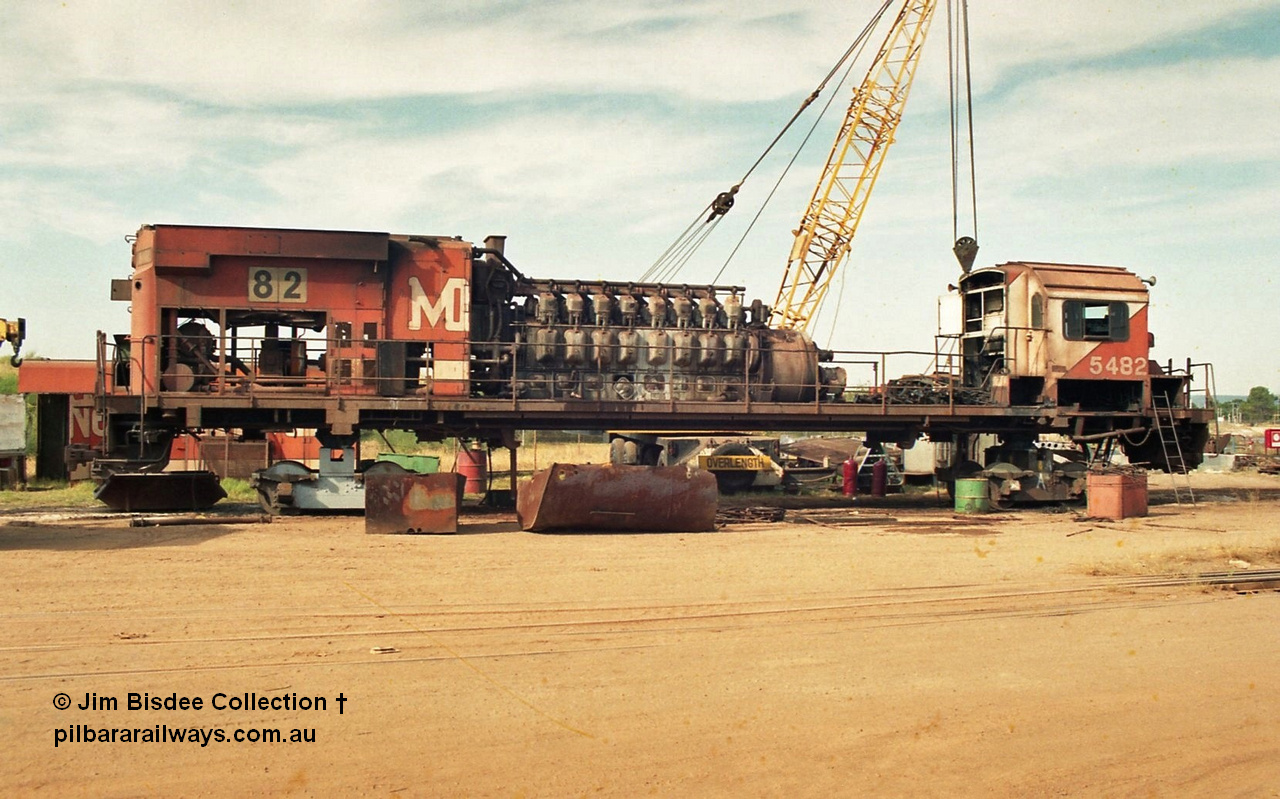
[94,470,226,512]
[517,463,718,533]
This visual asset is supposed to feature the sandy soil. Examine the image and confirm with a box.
[2,471,1279,797]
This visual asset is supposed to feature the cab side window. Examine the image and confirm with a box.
[1062,300,1129,341]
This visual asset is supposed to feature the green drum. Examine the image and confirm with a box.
[953,477,991,513]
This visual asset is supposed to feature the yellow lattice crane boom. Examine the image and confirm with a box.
[771,0,937,332]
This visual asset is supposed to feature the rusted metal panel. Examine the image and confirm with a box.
[1008,262,1147,294]
[17,360,97,394]
[171,437,270,480]
[365,472,465,534]
[518,463,717,533]
[384,238,473,397]
[94,471,226,512]
[139,225,390,273]
[267,431,321,463]
[1086,471,1148,520]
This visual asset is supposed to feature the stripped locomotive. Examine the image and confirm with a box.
[103,225,843,449]
[944,260,1211,504]
[93,223,1210,507]
[961,262,1160,410]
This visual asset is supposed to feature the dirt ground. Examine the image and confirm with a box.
[2,471,1279,797]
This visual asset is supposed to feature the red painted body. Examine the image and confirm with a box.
[126,225,474,399]
[86,224,1212,484]
[17,360,99,394]
[958,262,1159,411]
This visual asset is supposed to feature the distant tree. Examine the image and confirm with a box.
[1218,398,1243,423]
[1239,386,1279,424]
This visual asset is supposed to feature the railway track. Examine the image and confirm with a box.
[3,569,1274,684]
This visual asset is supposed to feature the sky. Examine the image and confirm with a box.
[1,0,1277,395]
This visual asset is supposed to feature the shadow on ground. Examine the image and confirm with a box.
[0,521,239,552]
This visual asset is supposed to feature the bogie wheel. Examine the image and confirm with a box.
[256,483,299,516]
[990,494,1015,511]
[257,485,280,516]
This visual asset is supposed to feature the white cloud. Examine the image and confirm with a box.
[0,91,203,173]
[976,56,1280,176]
[4,1,1276,111]
[0,0,857,106]
[960,1,1270,83]
[240,106,745,260]
[2,0,1279,389]
[0,177,135,244]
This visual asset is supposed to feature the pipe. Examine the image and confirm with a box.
[1072,425,1148,443]
[471,247,527,282]
[130,514,272,527]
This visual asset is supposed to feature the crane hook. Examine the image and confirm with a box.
[953,236,979,273]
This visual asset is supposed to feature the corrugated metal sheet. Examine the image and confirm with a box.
[0,395,24,452]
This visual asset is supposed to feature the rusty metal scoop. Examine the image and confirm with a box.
[518,463,717,532]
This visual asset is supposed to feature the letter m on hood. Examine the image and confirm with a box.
[408,276,470,332]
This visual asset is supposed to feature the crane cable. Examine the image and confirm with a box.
[711,45,865,286]
[949,0,979,248]
[640,0,896,285]
[823,0,979,346]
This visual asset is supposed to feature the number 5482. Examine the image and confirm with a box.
[1088,354,1147,376]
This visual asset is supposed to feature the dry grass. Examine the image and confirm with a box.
[0,477,263,510]
[360,437,612,489]
[424,440,611,473]
[1086,542,1280,577]
[0,480,97,509]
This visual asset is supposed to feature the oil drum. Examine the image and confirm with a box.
[456,445,488,494]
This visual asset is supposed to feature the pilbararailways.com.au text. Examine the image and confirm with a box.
[51,691,348,748]
[56,724,317,748]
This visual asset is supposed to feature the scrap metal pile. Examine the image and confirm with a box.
[853,374,991,406]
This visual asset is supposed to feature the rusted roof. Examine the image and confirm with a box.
[134,224,392,273]
[1002,262,1147,293]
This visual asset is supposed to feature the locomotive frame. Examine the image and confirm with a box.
[94,224,1212,477]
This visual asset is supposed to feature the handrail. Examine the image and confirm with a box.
[95,332,985,412]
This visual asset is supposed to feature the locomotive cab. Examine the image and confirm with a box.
[959,262,1152,411]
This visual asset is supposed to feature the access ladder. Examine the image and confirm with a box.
[1152,393,1195,505]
